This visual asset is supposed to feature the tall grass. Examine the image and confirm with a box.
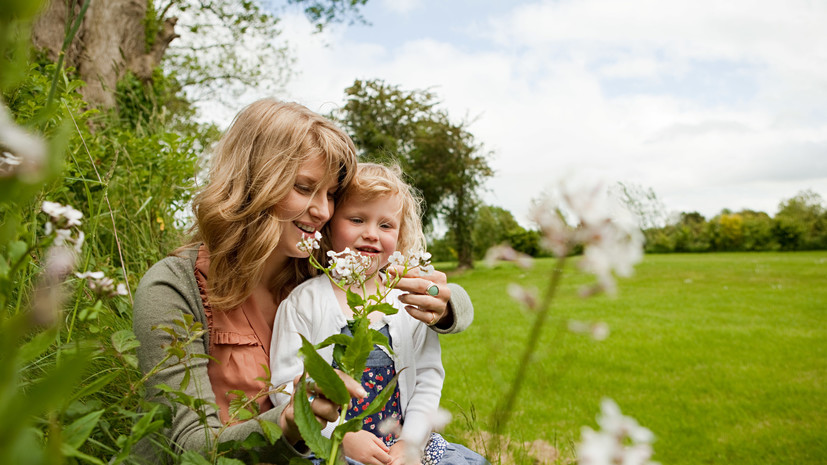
[439,252,827,464]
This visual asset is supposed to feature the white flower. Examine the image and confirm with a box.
[531,178,643,296]
[387,251,405,267]
[568,320,610,341]
[0,104,46,180]
[577,399,657,465]
[484,244,534,269]
[76,270,128,298]
[1,151,22,166]
[328,248,372,286]
[42,201,67,218]
[297,230,322,253]
[507,283,539,310]
[419,263,435,276]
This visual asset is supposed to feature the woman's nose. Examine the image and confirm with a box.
[308,192,331,222]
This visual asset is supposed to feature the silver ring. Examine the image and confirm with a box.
[426,282,439,296]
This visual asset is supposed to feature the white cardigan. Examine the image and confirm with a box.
[269,274,444,445]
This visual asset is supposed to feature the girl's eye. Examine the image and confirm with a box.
[381,222,394,229]
[349,217,363,224]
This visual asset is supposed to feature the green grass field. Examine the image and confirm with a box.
[437,252,827,464]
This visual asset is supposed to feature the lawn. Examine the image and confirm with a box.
[437,252,827,464]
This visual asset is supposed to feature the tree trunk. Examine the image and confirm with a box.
[31,0,178,109]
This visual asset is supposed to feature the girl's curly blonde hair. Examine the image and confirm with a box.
[329,162,426,256]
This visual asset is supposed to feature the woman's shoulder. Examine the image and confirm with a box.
[138,249,198,288]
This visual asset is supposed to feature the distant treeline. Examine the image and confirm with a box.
[429,190,827,262]
[640,190,826,253]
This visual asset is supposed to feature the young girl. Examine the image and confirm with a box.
[269,164,487,465]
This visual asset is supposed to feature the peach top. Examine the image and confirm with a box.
[195,245,276,424]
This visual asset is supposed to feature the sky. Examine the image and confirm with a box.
[205,0,827,227]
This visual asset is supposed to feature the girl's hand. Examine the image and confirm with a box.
[389,440,422,465]
[388,266,452,328]
[342,430,391,465]
[279,371,368,445]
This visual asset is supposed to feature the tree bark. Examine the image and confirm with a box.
[31,0,178,109]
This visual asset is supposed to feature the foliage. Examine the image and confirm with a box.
[334,79,493,268]
[154,0,371,106]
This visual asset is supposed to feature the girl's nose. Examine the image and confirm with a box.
[362,224,379,240]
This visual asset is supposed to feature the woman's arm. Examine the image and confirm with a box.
[389,267,474,335]
[133,256,305,463]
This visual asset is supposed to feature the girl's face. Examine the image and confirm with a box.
[329,193,402,272]
[272,155,339,262]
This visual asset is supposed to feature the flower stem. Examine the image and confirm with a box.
[490,256,567,442]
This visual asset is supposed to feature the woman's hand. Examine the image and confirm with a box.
[279,371,368,445]
[342,430,392,464]
[388,266,453,328]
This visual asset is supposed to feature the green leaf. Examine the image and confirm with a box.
[290,458,315,465]
[346,289,364,308]
[18,327,57,364]
[299,336,349,406]
[122,354,139,369]
[7,240,28,263]
[180,450,213,465]
[216,457,247,465]
[331,417,363,442]
[111,329,141,353]
[316,333,352,349]
[60,443,107,465]
[342,318,372,376]
[369,329,393,354]
[293,374,332,459]
[369,302,398,316]
[69,371,120,403]
[353,373,399,422]
[257,419,283,444]
[62,409,104,448]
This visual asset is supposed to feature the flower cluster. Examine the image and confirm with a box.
[577,399,658,465]
[42,201,85,253]
[529,178,643,295]
[75,271,128,299]
[297,231,322,254]
[326,248,373,286]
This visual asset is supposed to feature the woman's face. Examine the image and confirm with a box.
[271,155,339,262]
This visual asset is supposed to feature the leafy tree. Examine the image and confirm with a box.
[774,190,827,250]
[673,212,710,252]
[708,212,744,251]
[30,0,369,109]
[471,205,523,259]
[335,79,493,268]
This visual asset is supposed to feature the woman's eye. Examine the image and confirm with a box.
[295,184,312,194]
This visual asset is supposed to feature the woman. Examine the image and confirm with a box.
[132,99,474,463]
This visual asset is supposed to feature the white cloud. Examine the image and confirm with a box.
[255,0,827,225]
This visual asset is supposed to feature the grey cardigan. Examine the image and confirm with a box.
[132,247,474,463]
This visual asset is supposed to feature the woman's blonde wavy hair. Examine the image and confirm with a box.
[188,99,357,310]
[326,162,426,257]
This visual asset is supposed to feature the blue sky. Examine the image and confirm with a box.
[207,0,827,226]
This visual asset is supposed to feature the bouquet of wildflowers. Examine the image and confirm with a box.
[291,232,434,464]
